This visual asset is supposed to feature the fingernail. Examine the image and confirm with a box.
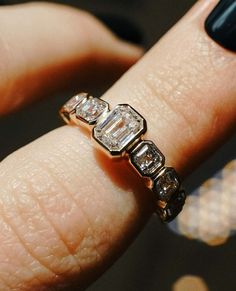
[205,0,236,52]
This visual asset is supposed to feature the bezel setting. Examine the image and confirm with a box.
[60,93,88,123]
[130,140,165,177]
[152,167,180,202]
[75,96,109,125]
[60,93,186,223]
[157,190,186,222]
[93,104,147,156]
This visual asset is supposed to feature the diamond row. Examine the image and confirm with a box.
[60,93,186,222]
[129,141,186,222]
[60,92,109,125]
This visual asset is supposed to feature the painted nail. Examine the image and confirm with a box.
[205,0,236,52]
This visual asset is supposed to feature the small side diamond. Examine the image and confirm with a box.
[157,190,186,222]
[76,97,109,124]
[60,93,87,123]
[153,167,180,201]
[63,93,87,113]
[130,141,164,177]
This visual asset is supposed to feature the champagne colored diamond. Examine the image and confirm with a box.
[76,97,109,124]
[153,167,180,202]
[130,141,164,177]
[93,104,146,155]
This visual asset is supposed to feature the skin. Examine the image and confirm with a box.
[0,0,235,290]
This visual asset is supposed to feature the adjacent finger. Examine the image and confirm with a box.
[0,2,142,115]
[0,0,235,290]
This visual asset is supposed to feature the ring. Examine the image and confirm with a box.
[60,92,186,222]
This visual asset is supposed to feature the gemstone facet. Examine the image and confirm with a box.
[63,93,87,113]
[158,190,186,222]
[93,104,146,156]
[130,140,164,177]
[153,167,180,201]
[76,97,109,125]
[60,93,87,123]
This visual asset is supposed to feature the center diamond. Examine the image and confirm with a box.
[93,104,146,156]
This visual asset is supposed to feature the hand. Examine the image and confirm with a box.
[0,1,235,290]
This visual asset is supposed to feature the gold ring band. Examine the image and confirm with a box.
[60,92,186,222]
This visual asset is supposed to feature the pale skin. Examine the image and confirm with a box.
[0,0,235,290]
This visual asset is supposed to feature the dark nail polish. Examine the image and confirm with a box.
[205,0,236,52]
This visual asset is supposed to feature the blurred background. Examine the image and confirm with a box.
[0,0,236,290]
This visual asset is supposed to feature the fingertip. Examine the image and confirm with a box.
[114,39,144,60]
[0,2,143,116]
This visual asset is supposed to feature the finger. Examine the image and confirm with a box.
[0,2,142,115]
[104,0,236,175]
[0,0,236,290]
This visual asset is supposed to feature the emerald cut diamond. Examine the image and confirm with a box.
[93,104,146,156]
[63,93,87,113]
[60,93,87,123]
[130,141,164,177]
[158,190,186,222]
[76,97,109,125]
[153,167,180,202]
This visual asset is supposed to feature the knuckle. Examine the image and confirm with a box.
[139,40,228,170]
[143,63,200,132]
[141,27,236,123]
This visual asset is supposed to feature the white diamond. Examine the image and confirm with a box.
[93,104,146,155]
[63,93,87,113]
[131,141,164,176]
[76,97,109,124]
